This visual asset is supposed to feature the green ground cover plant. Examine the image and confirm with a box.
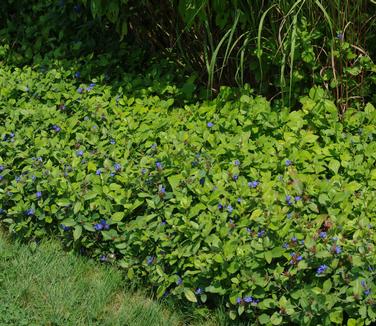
[0,62,375,324]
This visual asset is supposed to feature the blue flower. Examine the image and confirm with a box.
[233,174,238,181]
[195,288,203,295]
[282,243,289,249]
[74,71,81,78]
[99,219,110,230]
[236,297,243,304]
[291,236,297,242]
[237,197,242,203]
[258,230,265,238]
[244,296,253,303]
[110,172,115,177]
[207,122,214,128]
[0,175,3,181]
[199,177,205,185]
[334,246,341,254]
[361,280,367,288]
[86,83,95,91]
[227,205,233,213]
[151,143,157,149]
[36,191,42,199]
[147,256,155,265]
[76,150,84,157]
[336,33,344,41]
[316,264,328,275]
[218,203,223,210]
[156,162,162,170]
[52,125,61,132]
[99,255,107,262]
[319,231,327,239]
[248,180,259,188]
[364,289,371,296]
[0,165,3,171]
[96,169,101,175]
[285,159,292,166]
[176,277,183,285]
[94,223,104,231]
[110,139,116,145]
[60,224,71,231]
[294,196,301,201]
[114,163,121,172]
[77,87,83,94]
[25,208,34,216]
[234,160,240,166]
[289,252,303,264]
[286,195,292,205]
[94,220,109,231]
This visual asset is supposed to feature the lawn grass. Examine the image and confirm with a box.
[0,230,225,326]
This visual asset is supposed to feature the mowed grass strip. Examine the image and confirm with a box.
[0,231,187,326]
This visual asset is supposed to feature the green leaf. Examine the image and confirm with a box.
[323,279,332,293]
[265,250,273,263]
[184,288,197,303]
[200,294,207,303]
[73,225,82,241]
[237,304,244,316]
[258,314,270,324]
[329,309,343,324]
[87,161,97,172]
[84,192,97,201]
[73,202,82,214]
[57,198,70,207]
[112,212,124,221]
[270,312,283,325]
[328,159,340,174]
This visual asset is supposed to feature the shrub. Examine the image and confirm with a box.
[0,64,375,324]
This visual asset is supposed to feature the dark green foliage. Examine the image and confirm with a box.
[0,63,375,324]
[2,1,375,109]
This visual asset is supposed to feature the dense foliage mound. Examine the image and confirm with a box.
[1,65,376,325]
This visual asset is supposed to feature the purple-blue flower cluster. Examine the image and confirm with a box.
[236,296,258,305]
[94,219,110,231]
[316,264,328,275]
[248,180,259,188]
